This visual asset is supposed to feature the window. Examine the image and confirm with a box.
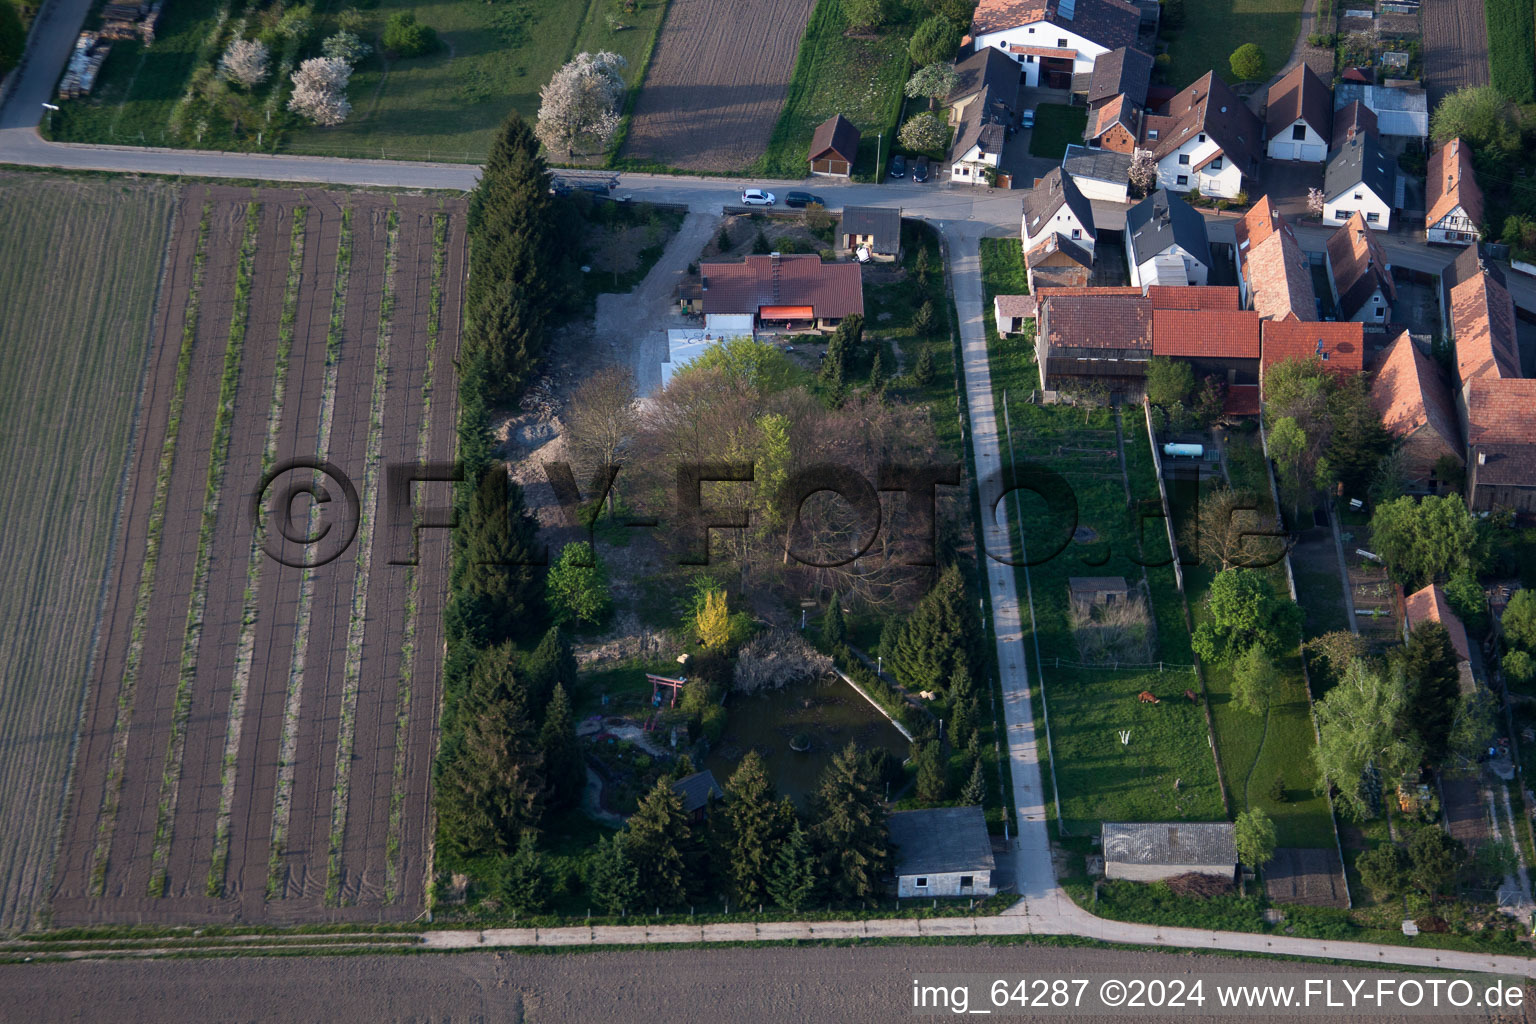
[1071,228,1082,239]
[1198,133,1206,143]
[1353,192,1362,200]
[1176,175,1188,185]
[1292,124,1307,140]
[1028,26,1035,32]
[960,876,975,888]
[1366,211,1379,223]
[1147,129,1159,139]
[1335,210,1351,221]
[1025,54,1035,63]
[1209,157,1223,170]
[1057,37,1067,46]
[1178,154,1190,164]
[915,877,929,889]
[1374,306,1385,319]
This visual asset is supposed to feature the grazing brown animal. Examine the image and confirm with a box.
[1184,689,1199,704]
[1138,691,1159,704]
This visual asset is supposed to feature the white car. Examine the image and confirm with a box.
[741,189,776,206]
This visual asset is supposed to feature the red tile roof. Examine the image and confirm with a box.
[808,114,860,163]
[1265,63,1332,140]
[1262,320,1363,378]
[1405,584,1472,662]
[1146,285,1241,309]
[1325,212,1396,319]
[1244,223,1317,321]
[995,294,1038,319]
[1331,99,1377,151]
[1224,383,1261,416]
[1369,330,1460,447]
[1235,194,1280,254]
[1042,293,1153,350]
[1151,309,1261,358]
[1451,268,1520,384]
[1144,71,1263,172]
[1034,286,1143,298]
[972,0,1141,48]
[1426,137,1483,230]
[1464,377,1536,445]
[700,255,863,318]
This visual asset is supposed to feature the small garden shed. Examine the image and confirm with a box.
[809,114,860,178]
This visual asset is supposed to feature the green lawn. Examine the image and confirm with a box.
[1160,0,1305,90]
[756,0,912,179]
[1177,428,1337,848]
[1485,0,1536,104]
[1027,103,1087,160]
[979,236,1029,349]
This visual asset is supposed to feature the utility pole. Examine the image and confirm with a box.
[876,132,882,180]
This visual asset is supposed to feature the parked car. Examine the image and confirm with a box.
[912,156,930,183]
[784,191,827,208]
[741,189,776,206]
[1021,108,1036,129]
[889,154,906,178]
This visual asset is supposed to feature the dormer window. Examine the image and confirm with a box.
[1147,128,1159,139]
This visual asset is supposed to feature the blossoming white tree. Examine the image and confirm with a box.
[534,51,628,158]
[218,38,271,88]
[287,57,352,126]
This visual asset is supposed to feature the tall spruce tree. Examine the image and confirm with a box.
[589,831,639,915]
[499,830,550,913]
[464,110,559,393]
[1395,621,1462,764]
[723,751,788,906]
[960,756,986,805]
[447,468,544,648]
[765,819,817,912]
[811,741,889,903]
[821,592,847,649]
[626,776,691,909]
[522,626,578,718]
[539,683,584,811]
[915,741,948,804]
[889,566,978,695]
[435,644,545,857]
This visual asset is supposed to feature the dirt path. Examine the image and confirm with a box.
[595,209,721,397]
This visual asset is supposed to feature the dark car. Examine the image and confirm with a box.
[784,191,827,208]
[912,156,930,183]
[889,154,906,178]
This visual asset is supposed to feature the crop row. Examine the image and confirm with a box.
[148,200,263,897]
[1485,0,1536,103]
[325,207,400,904]
[267,204,354,899]
[207,205,309,897]
[89,200,214,896]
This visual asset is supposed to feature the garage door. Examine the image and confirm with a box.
[1299,142,1325,161]
[1271,142,1296,160]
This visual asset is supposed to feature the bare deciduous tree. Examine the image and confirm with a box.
[1181,485,1287,571]
[733,630,832,693]
[535,51,628,158]
[1129,148,1158,196]
[218,38,270,88]
[288,57,352,126]
[564,364,637,512]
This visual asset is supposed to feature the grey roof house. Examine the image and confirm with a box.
[1322,131,1397,229]
[1102,821,1237,882]
[1125,189,1212,288]
[1087,46,1153,107]
[671,769,724,822]
[889,806,997,898]
[1062,143,1132,202]
[840,206,902,262]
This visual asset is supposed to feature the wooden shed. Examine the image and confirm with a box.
[809,114,860,178]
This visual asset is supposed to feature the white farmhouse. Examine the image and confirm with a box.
[1322,131,1396,228]
[1022,166,1097,289]
[1124,189,1211,288]
[889,806,997,898]
[1140,72,1262,199]
[1264,63,1331,162]
[944,46,1019,186]
[970,0,1142,90]
[1102,822,1238,882]
[1425,137,1483,245]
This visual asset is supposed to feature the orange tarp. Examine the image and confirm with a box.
[759,305,814,319]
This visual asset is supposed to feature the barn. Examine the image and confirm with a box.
[889,806,997,898]
[1102,821,1237,882]
[808,114,860,178]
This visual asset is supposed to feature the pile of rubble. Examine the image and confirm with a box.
[100,1,163,43]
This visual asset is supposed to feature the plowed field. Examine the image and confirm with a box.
[621,0,815,171]
[46,186,465,927]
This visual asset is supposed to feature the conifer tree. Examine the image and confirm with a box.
[723,751,787,906]
[522,626,578,720]
[626,776,691,909]
[539,683,584,811]
[766,819,817,912]
[868,350,886,397]
[435,644,545,857]
[1395,621,1462,764]
[915,741,948,804]
[463,110,559,393]
[589,831,639,915]
[912,345,936,385]
[821,592,847,649]
[499,830,550,913]
[960,757,985,805]
[820,328,846,390]
[811,741,888,903]
[447,468,544,648]
[889,566,979,695]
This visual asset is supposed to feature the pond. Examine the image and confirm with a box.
[703,674,911,807]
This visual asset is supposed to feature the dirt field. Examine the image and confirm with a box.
[1422,0,1490,106]
[0,175,178,933]
[0,945,1447,1024]
[48,186,465,926]
[621,0,815,171]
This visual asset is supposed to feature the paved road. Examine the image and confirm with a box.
[5,5,1536,982]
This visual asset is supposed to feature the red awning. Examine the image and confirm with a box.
[759,305,815,319]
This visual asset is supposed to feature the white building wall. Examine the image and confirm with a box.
[1024,206,1095,255]
[1068,174,1130,203]
[951,144,1000,186]
[1344,283,1391,324]
[973,25,1110,88]
[1426,207,1479,245]
[1153,137,1244,198]
[1267,120,1328,162]
[1128,244,1209,288]
[1104,861,1235,882]
[1323,186,1392,229]
[897,869,996,898]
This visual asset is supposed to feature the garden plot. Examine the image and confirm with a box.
[50,186,465,926]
